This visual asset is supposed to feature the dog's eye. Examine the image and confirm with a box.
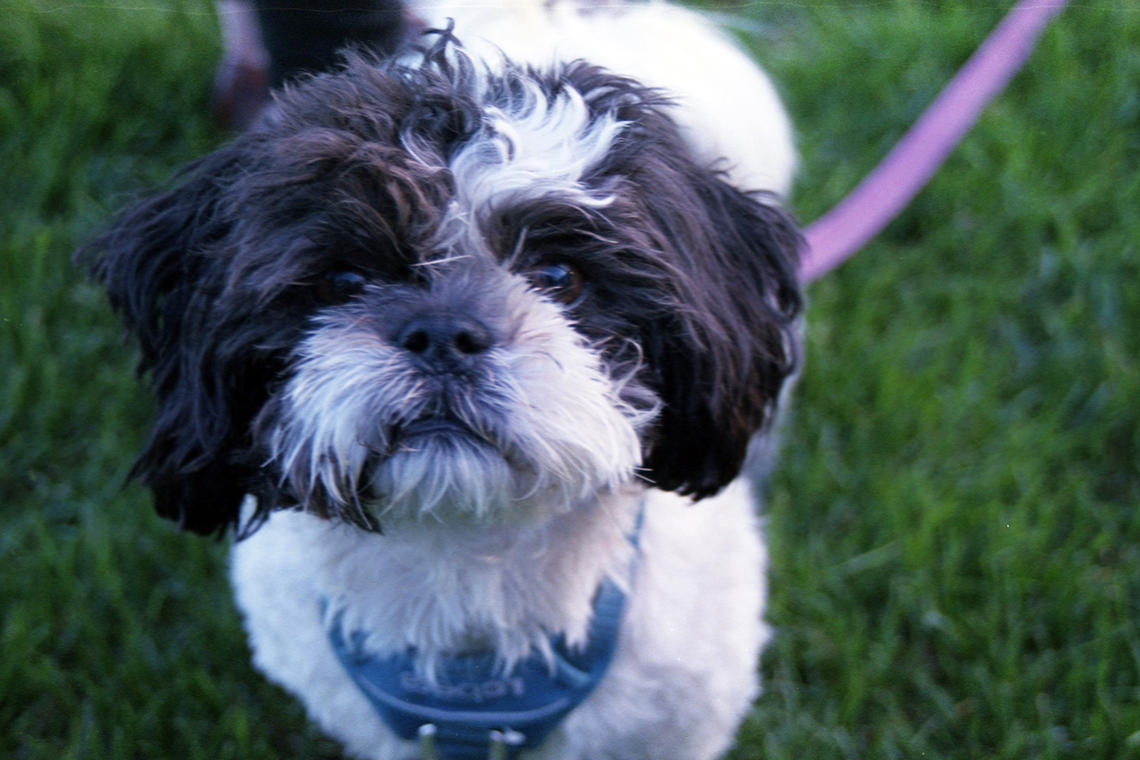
[528,263,585,306]
[315,270,367,305]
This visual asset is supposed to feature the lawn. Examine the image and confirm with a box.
[2,1,1138,758]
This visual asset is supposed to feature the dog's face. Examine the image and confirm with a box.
[84,41,801,535]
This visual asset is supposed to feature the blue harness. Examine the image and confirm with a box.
[325,519,641,759]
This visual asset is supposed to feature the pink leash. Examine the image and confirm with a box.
[798,0,1070,283]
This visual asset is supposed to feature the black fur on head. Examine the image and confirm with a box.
[80,35,801,535]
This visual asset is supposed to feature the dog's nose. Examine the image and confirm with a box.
[396,313,494,370]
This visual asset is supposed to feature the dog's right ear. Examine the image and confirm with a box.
[79,150,256,536]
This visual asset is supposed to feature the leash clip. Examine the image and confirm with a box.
[488,729,526,760]
[416,724,525,760]
[418,724,440,760]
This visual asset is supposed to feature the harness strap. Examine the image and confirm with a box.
[327,579,627,759]
[325,510,642,759]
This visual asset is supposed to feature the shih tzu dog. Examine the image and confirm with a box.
[83,1,802,758]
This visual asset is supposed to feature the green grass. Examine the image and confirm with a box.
[3,1,1138,758]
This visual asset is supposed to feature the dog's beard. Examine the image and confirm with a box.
[265,279,656,526]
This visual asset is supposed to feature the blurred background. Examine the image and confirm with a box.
[2,1,1138,758]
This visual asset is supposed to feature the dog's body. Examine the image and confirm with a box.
[87,1,801,757]
[234,481,767,759]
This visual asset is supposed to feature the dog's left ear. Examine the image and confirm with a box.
[79,150,263,535]
[640,172,803,499]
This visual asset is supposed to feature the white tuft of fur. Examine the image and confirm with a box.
[435,74,624,257]
[416,0,796,196]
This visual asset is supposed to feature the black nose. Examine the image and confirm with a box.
[396,313,494,370]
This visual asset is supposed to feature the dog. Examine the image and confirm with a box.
[83,1,802,757]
